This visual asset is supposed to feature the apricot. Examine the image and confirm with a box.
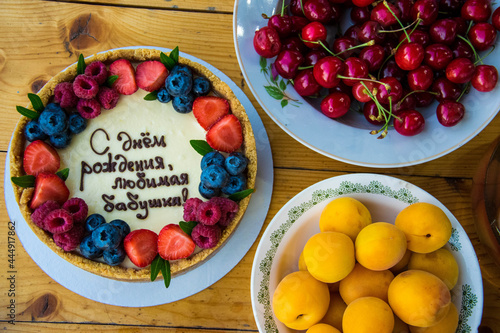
[320,292,346,330]
[272,271,330,330]
[303,231,355,283]
[319,197,372,241]
[409,303,459,333]
[355,222,407,271]
[339,263,395,304]
[298,250,307,271]
[307,323,342,333]
[388,270,451,327]
[408,248,459,290]
[342,297,395,333]
[393,315,410,333]
[390,249,412,274]
[395,203,452,253]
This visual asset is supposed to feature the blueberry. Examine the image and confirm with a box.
[85,213,106,233]
[49,130,72,149]
[38,103,68,136]
[109,219,131,239]
[24,120,48,141]
[92,224,121,250]
[222,174,247,195]
[201,164,229,189]
[103,246,126,266]
[192,77,211,96]
[172,93,194,113]
[165,71,193,97]
[199,182,220,199]
[225,152,248,175]
[171,64,193,78]
[201,151,225,170]
[80,235,103,259]
[157,87,172,103]
[68,113,87,134]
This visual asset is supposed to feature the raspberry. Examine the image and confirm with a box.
[97,86,120,110]
[62,197,89,224]
[196,200,221,225]
[53,225,85,251]
[209,197,239,227]
[77,98,101,119]
[54,82,78,109]
[84,61,108,85]
[73,75,99,99]
[44,209,74,234]
[31,200,60,230]
[183,197,203,222]
[191,223,221,249]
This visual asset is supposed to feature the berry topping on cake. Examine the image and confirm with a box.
[44,208,74,234]
[92,224,121,250]
[68,113,87,134]
[197,200,222,225]
[165,70,193,97]
[80,234,104,259]
[73,75,99,100]
[53,224,84,251]
[206,114,243,153]
[183,197,203,222]
[201,164,230,189]
[84,61,108,85]
[23,140,60,176]
[124,229,159,268]
[49,130,72,149]
[172,94,195,113]
[24,120,48,142]
[192,76,211,96]
[157,224,196,260]
[30,173,70,209]
[199,182,220,199]
[109,219,131,239]
[38,104,68,136]
[209,197,239,227]
[193,96,230,130]
[225,152,249,176]
[54,82,78,109]
[109,58,138,95]
[136,60,169,92]
[85,213,106,233]
[97,87,120,110]
[201,151,225,170]
[157,88,172,103]
[31,200,60,230]
[222,174,247,195]
[191,224,221,249]
[77,98,101,119]
[62,197,89,224]
[103,247,127,266]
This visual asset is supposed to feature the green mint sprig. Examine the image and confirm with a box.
[190,140,214,156]
[160,46,180,71]
[77,54,86,75]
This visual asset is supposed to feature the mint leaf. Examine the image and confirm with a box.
[150,255,165,282]
[11,175,36,188]
[106,75,118,87]
[161,260,171,288]
[228,188,254,201]
[77,54,86,75]
[160,52,176,71]
[144,91,158,101]
[169,46,179,63]
[190,140,214,156]
[56,168,69,181]
[28,93,44,112]
[16,106,39,120]
[179,221,198,236]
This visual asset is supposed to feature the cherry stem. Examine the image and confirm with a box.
[383,0,411,43]
[380,19,419,34]
[457,35,482,64]
[475,45,496,65]
[280,0,286,16]
[457,82,471,102]
[337,76,391,91]
[360,81,396,139]
[334,40,375,57]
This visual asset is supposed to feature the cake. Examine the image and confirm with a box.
[9,48,257,281]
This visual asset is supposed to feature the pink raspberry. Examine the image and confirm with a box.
[97,86,120,110]
[84,61,108,85]
[54,82,78,108]
[62,197,88,224]
[73,74,99,99]
[53,224,85,251]
[44,209,74,234]
[209,197,239,227]
[183,197,203,222]
[191,224,221,249]
[31,200,60,230]
[77,98,101,119]
[197,200,221,225]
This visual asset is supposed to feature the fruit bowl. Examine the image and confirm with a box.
[233,0,500,167]
[250,173,483,332]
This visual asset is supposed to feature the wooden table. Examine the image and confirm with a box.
[1,0,499,331]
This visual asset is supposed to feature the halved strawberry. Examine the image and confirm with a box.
[30,173,70,210]
[193,96,230,130]
[135,61,169,92]
[157,224,195,260]
[206,114,243,153]
[124,229,159,268]
[23,140,60,176]
[109,59,138,95]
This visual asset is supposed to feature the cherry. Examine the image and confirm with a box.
[395,42,424,71]
[394,109,425,136]
[492,7,500,31]
[290,0,305,17]
[341,57,369,86]
[293,69,322,96]
[359,45,386,72]
[329,3,343,22]
[274,50,305,79]
[414,91,435,107]
[393,91,417,113]
[281,36,308,54]
[253,26,282,58]
[436,100,465,127]
[468,22,497,51]
[329,81,353,99]
[371,2,401,28]
[424,43,453,70]
[431,77,461,101]
[439,0,463,14]
[363,101,385,125]
[407,65,434,91]
[380,59,406,82]
[303,0,334,23]
[399,30,431,48]
[290,16,310,33]
[429,19,458,45]
[313,56,345,88]
[321,92,351,118]
[351,6,371,24]
[302,22,328,49]
[445,58,475,84]
[358,20,385,44]
[461,0,491,22]
[352,81,377,103]
[453,16,469,35]
[303,50,328,67]
[411,0,439,26]
[332,37,359,59]
[376,77,403,105]
[267,15,293,38]
[451,40,475,61]
[344,24,362,40]
[394,0,414,23]
[352,0,376,7]
[471,65,498,92]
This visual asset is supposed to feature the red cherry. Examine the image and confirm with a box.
[352,81,376,103]
[281,36,308,54]
[359,45,386,72]
[468,22,497,51]
[253,27,282,58]
[303,0,334,23]
[376,77,403,105]
[363,101,385,125]
[290,0,306,16]
[436,100,465,127]
[303,50,328,67]
[290,16,310,33]
[351,6,371,24]
[453,16,469,35]
[371,2,401,27]
[414,91,435,107]
[359,20,385,44]
[341,57,369,86]
[352,0,376,7]
[395,42,424,71]
[429,19,458,45]
[399,30,431,48]
[431,77,461,101]
[267,15,293,38]
[301,22,328,49]
[439,0,463,14]
[461,0,491,22]
[492,7,500,31]
[411,0,439,26]
[471,65,498,92]
[445,58,475,84]
[394,110,425,136]
[344,24,362,40]
[394,0,414,23]
[407,65,434,91]
[274,50,305,79]
[313,56,345,88]
[332,37,359,59]
[380,59,406,81]
[321,92,351,118]
[424,43,453,70]
[293,69,322,96]
[450,40,475,61]
[393,91,417,114]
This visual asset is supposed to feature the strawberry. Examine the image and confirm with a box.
[30,173,70,210]
[157,224,195,260]
[23,140,60,176]
[193,96,230,130]
[135,61,169,92]
[109,59,138,95]
[206,114,243,153]
[123,229,159,268]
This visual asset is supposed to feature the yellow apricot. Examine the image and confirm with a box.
[342,297,395,333]
[307,323,342,333]
[339,263,394,304]
[298,250,307,271]
[355,222,407,271]
[303,231,355,283]
[320,292,346,330]
[390,249,412,274]
[319,197,372,241]
[408,248,459,290]
[409,303,459,333]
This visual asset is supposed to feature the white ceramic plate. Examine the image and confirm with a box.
[233,0,500,168]
[4,46,274,306]
[251,173,483,332]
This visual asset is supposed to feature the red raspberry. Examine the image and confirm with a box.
[44,209,74,234]
[197,200,221,225]
[183,197,203,222]
[191,223,221,249]
[84,61,108,85]
[53,224,85,251]
[77,98,101,119]
[97,86,120,110]
[62,197,88,224]
[209,197,239,227]
[73,74,99,99]
[31,200,60,230]
[54,82,78,108]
